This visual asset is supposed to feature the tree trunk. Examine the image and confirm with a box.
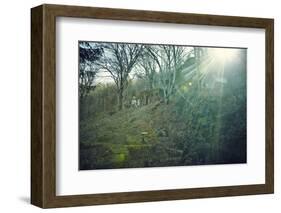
[118,90,123,110]
[145,94,149,105]
[163,89,169,104]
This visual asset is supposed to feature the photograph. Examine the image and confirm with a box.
[30,4,274,208]
[78,41,247,170]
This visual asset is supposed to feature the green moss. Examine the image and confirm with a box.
[115,153,126,164]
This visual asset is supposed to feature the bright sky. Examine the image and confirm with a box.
[90,44,245,86]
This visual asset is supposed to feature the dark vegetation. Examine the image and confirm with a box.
[79,42,247,170]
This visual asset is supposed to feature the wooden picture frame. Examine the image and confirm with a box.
[31,4,274,208]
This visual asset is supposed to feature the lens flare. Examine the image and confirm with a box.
[209,48,239,63]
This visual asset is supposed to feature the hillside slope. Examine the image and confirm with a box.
[79,101,188,169]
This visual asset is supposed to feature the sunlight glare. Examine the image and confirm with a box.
[209,48,239,63]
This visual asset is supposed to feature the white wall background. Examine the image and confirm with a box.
[0,0,279,212]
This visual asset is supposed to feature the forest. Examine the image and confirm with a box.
[79,41,247,170]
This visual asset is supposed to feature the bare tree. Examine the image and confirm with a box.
[193,47,206,88]
[79,42,103,101]
[132,48,159,105]
[97,43,143,110]
[137,47,157,90]
[147,45,187,104]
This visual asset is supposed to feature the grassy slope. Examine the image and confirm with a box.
[80,101,186,169]
[79,91,247,170]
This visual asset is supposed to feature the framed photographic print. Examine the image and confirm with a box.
[31,4,274,208]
